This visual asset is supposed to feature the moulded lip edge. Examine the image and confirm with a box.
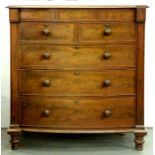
[6,5,149,9]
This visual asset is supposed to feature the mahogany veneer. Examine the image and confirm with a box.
[7,5,148,150]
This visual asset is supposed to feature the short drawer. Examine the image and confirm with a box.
[19,44,136,68]
[20,9,56,21]
[19,70,136,96]
[19,22,75,42]
[57,9,135,21]
[20,97,136,128]
[78,23,136,42]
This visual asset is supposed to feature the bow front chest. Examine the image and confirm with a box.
[7,5,147,150]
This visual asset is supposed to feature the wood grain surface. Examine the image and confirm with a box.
[19,44,136,68]
[19,70,136,96]
[8,7,147,150]
[20,97,136,128]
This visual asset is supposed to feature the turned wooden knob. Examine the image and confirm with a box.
[43,52,51,59]
[42,80,51,87]
[103,52,111,60]
[42,28,50,35]
[103,80,111,87]
[74,45,80,49]
[43,109,50,117]
[104,25,112,36]
[104,110,112,117]
[104,28,111,35]
[74,72,80,76]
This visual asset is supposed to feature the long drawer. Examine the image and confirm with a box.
[20,97,136,128]
[19,70,136,96]
[19,44,136,68]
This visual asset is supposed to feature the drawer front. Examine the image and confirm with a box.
[20,97,136,128]
[20,9,135,22]
[20,9,56,21]
[20,22,74,42]
[19,44,136,68]
[58,9,135,21]
[78,23,136,42]
[19,70,136,96]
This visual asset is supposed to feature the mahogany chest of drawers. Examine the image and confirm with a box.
[7,5,148,150]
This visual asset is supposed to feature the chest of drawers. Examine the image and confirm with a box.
[7,5,148,150]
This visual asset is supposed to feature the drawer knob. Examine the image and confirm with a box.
[43,109,50,117]
[43,52,51,59]
[42,80,51,87]
[104,25,112,36]
[74,72,80,76]
[103,52,111,60]
[74,45,80,49]
[75,100,80,104]
[104,110,112,117]
[103,80,111,87]
[42,28,50,35]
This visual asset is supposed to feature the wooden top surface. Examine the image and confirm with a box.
[7,5,148,9]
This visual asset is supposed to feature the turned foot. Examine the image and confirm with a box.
[134,130,147,151]
[7,125,22,150]
[10,132,21,150]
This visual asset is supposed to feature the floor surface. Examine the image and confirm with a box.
[1,128,153,155]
